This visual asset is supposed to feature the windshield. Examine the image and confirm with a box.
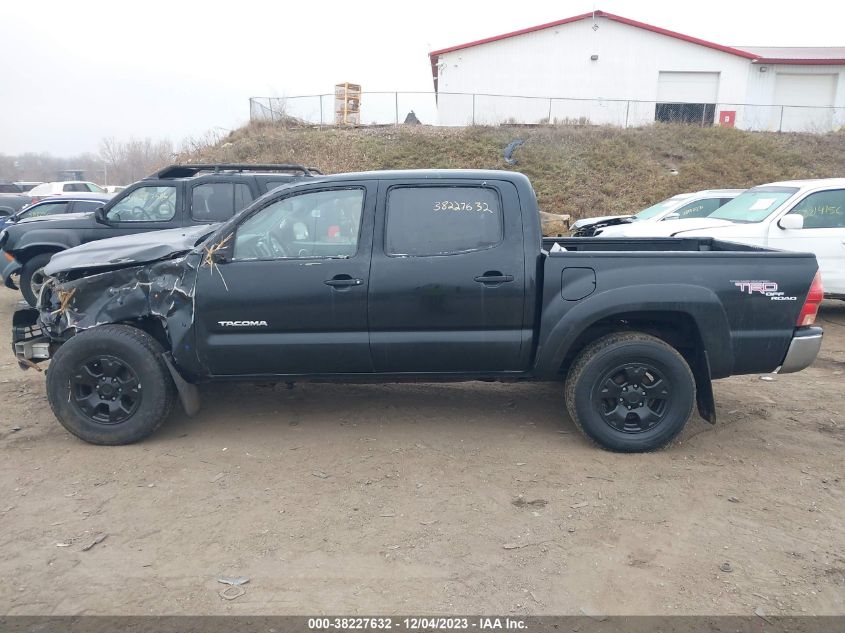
[708,187,798,223]
[634,196,688,220]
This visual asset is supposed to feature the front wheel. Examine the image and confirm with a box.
[20,252,55,306]
[46,325,177,445]
[564,332,695,452]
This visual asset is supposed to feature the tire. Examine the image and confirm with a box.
[564,332,695,453]
[46,324,177,445]
[20,252,56,307]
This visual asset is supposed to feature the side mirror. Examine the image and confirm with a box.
[94,206,110,225]
[663,212,680,221]
[779,214,804,230]
[209,248,228,264]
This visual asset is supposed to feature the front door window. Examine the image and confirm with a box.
[107,186,177,222]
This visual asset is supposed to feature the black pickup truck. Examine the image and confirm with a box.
[11,169,824,452]
[0,164,319,305]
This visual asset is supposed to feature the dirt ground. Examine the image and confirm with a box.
[0,291,842,616]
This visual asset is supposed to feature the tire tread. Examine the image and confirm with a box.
[564,331,695,452]
[46,324,176,445]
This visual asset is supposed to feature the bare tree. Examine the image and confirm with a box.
[99,137,175,185]
[0,136,174,185]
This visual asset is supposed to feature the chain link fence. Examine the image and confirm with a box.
[250,93,845,133]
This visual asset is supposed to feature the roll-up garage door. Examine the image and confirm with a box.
[773,73,837,132]
[656,72,720,124]
[657,72,720,103]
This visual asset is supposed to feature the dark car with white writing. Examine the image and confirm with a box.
[12,169,824,452]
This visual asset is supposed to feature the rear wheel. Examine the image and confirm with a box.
[20,252,55,306]
[46,325,176,445]
[564,332,695,452]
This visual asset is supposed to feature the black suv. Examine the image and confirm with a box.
[0,164,319,304]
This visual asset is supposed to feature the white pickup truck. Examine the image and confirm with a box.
[596,179,845,298]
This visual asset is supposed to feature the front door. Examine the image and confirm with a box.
[768,188,845,295]
[367,179,528,373]
[194,182,376,376]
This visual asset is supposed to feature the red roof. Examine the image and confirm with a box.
[428,10,845,91]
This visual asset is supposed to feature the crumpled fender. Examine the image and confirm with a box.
[39,251,204,375]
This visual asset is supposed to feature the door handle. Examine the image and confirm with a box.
[474,272,515,285]
[324,275,363,288]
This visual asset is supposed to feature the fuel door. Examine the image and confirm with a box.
[562,267,597,301]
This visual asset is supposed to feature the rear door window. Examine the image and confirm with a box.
[385,186,503,256]
[191,183,254,222]
[71,200,105,213]
[21,201,69,218]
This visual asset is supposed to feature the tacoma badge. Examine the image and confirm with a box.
[218,320,269,327]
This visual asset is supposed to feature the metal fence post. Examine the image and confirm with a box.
[319,95,324,128]
[548,98,553,124]
[249,98,253,122]
[624,100,630,128]
[472,94,476,126]
[779,106,784,132]
[395,92,399,125]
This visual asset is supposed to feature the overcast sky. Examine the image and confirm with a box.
[1,0,843,156]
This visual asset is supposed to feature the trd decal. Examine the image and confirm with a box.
[732,281,796,301]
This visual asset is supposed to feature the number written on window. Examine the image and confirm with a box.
[386,186,503,257]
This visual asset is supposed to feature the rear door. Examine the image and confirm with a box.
[768,188,845,294]
[367,179,527,373]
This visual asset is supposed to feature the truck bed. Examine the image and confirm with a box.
[543,236,784,254]
[536,235,819,381]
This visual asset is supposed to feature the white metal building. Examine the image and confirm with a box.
[429,10,845,131]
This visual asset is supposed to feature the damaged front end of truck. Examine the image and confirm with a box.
[11,225,226,412]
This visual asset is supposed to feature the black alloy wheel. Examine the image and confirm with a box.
[593,362,672,434]
[70,355,142,425]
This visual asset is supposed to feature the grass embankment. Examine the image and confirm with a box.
[189,122,845,221]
